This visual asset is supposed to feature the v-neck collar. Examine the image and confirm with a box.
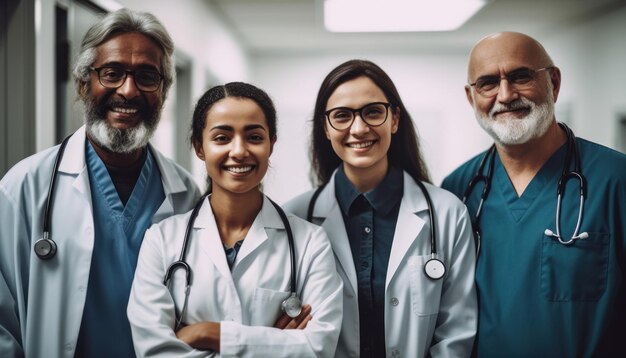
[494,142,568,222]
[86,141,154,229]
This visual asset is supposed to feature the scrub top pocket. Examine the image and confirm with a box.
[541,232,609,301]
[408,255,443,316]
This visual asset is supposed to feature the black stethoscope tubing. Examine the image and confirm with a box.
[34,134,72,260]
[461,143,496,256]
[463,122,587,254]
[163,196,302,330]
[307,177,446,280]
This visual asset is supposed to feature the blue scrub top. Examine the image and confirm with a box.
[76,141,165,358]
[442,138,626,357]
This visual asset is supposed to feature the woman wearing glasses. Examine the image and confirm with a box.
[284,60,477,357]
[127,82,343,357]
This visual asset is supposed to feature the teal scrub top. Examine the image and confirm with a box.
[76,141,165,357]
[442,137,626,357]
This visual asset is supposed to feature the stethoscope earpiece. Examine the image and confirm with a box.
[544,125,587,245]
[544,228,589,244]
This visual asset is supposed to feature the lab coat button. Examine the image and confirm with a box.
[86,227,93,236]
[364,226,371,234]
[78,286,86,292]
[391,349,400,357]
[390,297,399,306]
[65,343,73,351]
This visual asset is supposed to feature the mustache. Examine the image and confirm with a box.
[88,93,150,119]
[490,98,533,116]
[105,96,148,111]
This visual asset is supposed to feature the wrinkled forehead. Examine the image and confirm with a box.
[94,32,164,70]
[468,33,549,80]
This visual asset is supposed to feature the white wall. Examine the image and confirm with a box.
[543,6,626,148]
[118,0,249,85]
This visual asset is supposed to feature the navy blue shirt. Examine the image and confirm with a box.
[335,165,403,358]
[224,240,244,270]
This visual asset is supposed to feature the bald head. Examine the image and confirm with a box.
[464,32,562,147]
[467,32,553,83]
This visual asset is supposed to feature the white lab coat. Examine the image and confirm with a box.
[0,126,201,358]
[283,171,477,358]
[127,195,343,358]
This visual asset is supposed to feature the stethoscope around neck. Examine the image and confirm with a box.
[34,134,159,260]
[307,177,446,280]
[163,195,302,330]
[462,122,588,255]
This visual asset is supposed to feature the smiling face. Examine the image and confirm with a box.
[324,76,399,181]
[83,32,164,153]
[193,97,274,197]
[465,32,561,146]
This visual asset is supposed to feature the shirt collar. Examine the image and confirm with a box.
[334,165,404,216]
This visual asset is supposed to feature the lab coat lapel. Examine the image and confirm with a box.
[58,126,92,204]
[150,143,187,221]
[234,197,272,267]
[195,198,234,280]
[316,177,358,296]
[386,173,428,289]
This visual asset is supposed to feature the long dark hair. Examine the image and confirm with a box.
[311,59,430,186]
[190,82,277,193]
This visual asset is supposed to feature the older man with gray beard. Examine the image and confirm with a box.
[442,32,626,357]
[0,8,200,358]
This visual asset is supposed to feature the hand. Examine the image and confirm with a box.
[176,321,221,352]
[273,304,312,329]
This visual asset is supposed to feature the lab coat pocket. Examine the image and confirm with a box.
[251,287,291,326]
[408,255,442,316]
[541,232,609,301]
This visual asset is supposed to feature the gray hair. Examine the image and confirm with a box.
[72,8,175,101]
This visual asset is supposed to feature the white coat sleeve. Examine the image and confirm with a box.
[430,206,477,357]
[0,184,26,357]
[220,225,343,358]
[127,226,217,358]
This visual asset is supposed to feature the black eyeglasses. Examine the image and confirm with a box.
[325,102,391,131]
[90,66,163,92]
[469,66,554,97]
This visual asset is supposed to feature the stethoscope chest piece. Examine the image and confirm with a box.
[424,258,446,280]
[282,293,303,318]
[34,234,57,260]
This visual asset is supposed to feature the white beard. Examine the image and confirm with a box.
[86,120,154,154]
[82,93,161,154]
[474,89,555,146]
